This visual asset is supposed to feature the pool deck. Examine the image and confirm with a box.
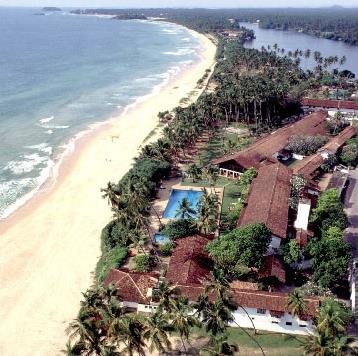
[150,178,224,236]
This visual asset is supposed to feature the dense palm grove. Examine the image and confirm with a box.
[72,8,358,45]
[65,8,358,356]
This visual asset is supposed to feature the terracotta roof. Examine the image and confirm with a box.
[323,126,357,153]
[258,255,286,283]
[293,126,356,179]
[230,289,319,317]
[166,235,213,287]
[104,269,159,304]
[213,111,328,168]
[302,98,358,110]
[293,154,324,180]
[238,163,292,239]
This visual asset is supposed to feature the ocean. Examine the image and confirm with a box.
[0,7,201,219]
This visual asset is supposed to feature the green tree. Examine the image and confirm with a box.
[162,218,197,239]
[281,239,303,266]
[143,312,172,353]
[310,189,348,235]
[204,334,239,356]
[175,198,197,219]
[186,163,202,182]
[286,289,308,318]
[206,223,271,273]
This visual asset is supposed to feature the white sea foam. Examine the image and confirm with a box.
[39,116,54,124]
[46,130,54,135]
[163,48,195,56]
[3,153,49,175]
[26,143,53,155]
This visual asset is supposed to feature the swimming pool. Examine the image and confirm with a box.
[153,233,171,245]
[163,189,203,219]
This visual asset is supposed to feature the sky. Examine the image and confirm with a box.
[0,0,357,8]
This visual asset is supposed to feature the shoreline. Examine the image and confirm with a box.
[0,27,216,355]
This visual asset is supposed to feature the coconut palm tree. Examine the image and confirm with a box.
[143,312,173,353]
[62,340,88,356]
[155,281,178,312]
[286,289,308,319]
[101,182,119,209]
[186,163,202,182]
[175,198,196,219]
[331,335,357,355]
[170,296,201,352]
[204,333,238,356]
[303,333,331,356]
[114,316,147,356]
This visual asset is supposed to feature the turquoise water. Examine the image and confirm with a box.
[0,8,200,219]
[153,233,171,245]
[163,189,203,219]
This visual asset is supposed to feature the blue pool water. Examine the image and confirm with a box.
[163,189,203,219]
[153,233,171,245]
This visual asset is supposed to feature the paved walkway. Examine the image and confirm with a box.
[344,167,358,257]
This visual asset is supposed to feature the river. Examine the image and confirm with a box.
[241,22,358,76]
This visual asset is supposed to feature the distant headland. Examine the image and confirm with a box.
[42,7,62,12]
[70,9,147,20]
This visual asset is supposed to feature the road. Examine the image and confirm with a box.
[344,167,358,257]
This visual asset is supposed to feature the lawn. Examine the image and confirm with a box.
[193,327,305,356]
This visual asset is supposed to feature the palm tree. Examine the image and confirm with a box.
[62,341,87,356]
[286,289,308,319]
[101,182,119,209]
[205,334,238,356]
[114,316,147,356]
[186,163,202,182]
[316,299,346,338]
[303,333,331,356]
[155,281,178,312]
[331,335,357,355]
[143,312,173,353]
[175,198,196,219]
[170,296,201,352]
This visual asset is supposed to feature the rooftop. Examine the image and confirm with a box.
[258,255,286,284]
[213,111,328,169]
[238,163,292,239]
[302,98,358,111]
[166,234,213,287]
[104,268,159,304]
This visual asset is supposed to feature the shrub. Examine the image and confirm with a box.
[133,254,151,272]
[100,221,132,251]
[162,219,197,240]
[159,242,175,256]
[96,245,128,282]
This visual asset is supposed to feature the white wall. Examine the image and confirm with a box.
[267,235,282,255]
[231,307,314,336]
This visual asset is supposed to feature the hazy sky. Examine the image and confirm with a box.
[0,0,357,8]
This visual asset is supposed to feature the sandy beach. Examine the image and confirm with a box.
[0,29,216,356]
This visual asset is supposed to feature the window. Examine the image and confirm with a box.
[257,308,266,314]
[299,324,307,328]
[271,321,279,324]
[286,322,292,326]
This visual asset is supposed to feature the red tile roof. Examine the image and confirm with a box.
[166,235,213,287]
[258,255,286,283]
[238,163,292,239]
[302,98,358,110]
[323,126,357,153]
[213,111,328,169]
[293,126,357,179]
[104,268,159,304]
[230,289,319,317]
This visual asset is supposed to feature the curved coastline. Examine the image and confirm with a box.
[0,27,216,355]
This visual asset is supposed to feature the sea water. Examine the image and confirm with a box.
[0,8,201,219]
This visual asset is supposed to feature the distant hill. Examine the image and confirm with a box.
[42,7,62,12]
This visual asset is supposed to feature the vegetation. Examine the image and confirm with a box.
[310,189,348,235]
[162,218,197,240]
[133,254,152,272]
[285,135,328,155]
[340,138,358,167]
[206,223,271,279]
[303,298,356,355]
